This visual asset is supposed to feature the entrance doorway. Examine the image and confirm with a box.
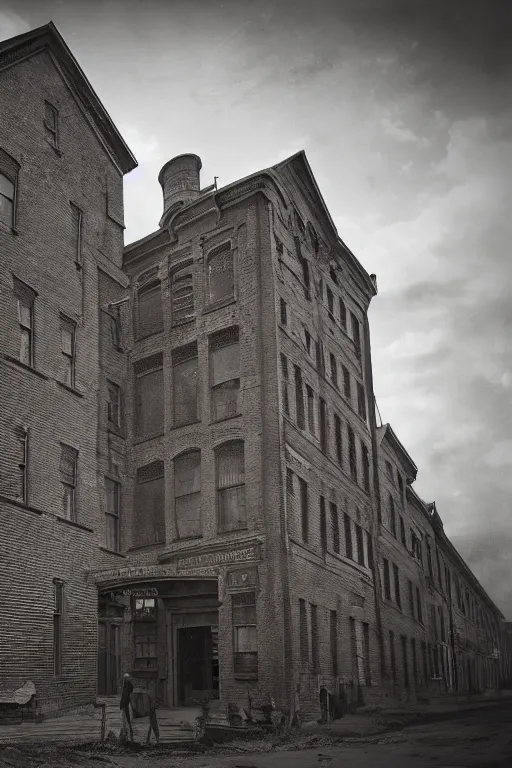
[98,621,121,695]
[177,625,219,705]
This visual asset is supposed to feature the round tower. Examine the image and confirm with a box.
[158,154,202,227]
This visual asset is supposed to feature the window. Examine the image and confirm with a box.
[216,441,246,531]
[326,286,334,315]
[349,617,358,678]
[357,382,366,420]
[207,244,234,304]
[330,610,338,676]
[0,149,19,230]
[411,530,422,562]
[389,630,396,682]
[389,494,397,537]
[411,638,418,687]
[299,599,309,663]
[171,263,194,324]
[385,460,394,483]
[53,580,63,675]
[393,563,401,608]
[300,255,310,294]
[280,297,287,325]
[134,598,157,670]
[401,635,409,688]
[408,580,415,619]
[400,516,406,546]
[350,311,361,355]
[44,102,59,149]
[137,276,163,338]
[344,513,353,559]
[362,443,370,492]
[105,477,120,553]
[315,340,325,373]
[173,344,198,426]
[319,398,328,453]
[60,444,77,521]
[299,477,309,542]
[16,427,29,505]
[362,622,371,685]
[135,461,165,545]
[60,316,76,388]
[330,502,340,553]
[318,278,324,301]
[330,353,338,387]
[286,468,294,496]
[342,365,351,400]
[307,223,319,253]
[416,590,423,623]
[421,641,429,685]
[356,524,365,566]
[329,266,338,285]
[233,592,257,678]
[294,366,305,429]
[320,496,327,553]
[13,277,35,367]
[311,603,320,673]
[304,329,311,354]
[281,354,290,415]
[306,384,315,433]
[107,381,121,429]
[334,413,342,465]
[109,310,122,349]
[397,473,404,502]
[70,203,83,263]
[134,354,164,439]
[383,558,391,600]
[174,450,201,539]
[439,606,446,642]
[339,297,347,330]
[210,328,240,421]
[348,426,357,481]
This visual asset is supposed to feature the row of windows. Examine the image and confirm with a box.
[287,469,371,567]
[134,327,240,442]
[388,630,432,689]
[299,600,371,683]
[134,245,236,340]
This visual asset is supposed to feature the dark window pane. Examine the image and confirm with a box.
[135,367,164,438]
[174,451,201,539]
[173,355,197,426]
[137,281,163,337]
[208,246,234,303]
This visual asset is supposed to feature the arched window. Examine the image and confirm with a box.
[0,148,20,230]
[207,244,234,305]
[171,263,194,325]
[174,450,201,539]
[216,440,245,531]
[136,268,163,338]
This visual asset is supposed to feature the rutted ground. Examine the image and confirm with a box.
[1,701,511,768]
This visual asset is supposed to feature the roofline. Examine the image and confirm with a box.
[379,423,418,481]
[0,22,137,174]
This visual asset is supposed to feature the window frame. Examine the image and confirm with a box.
[70,202,83,264]
[206,241,236,308]
[106,380,122,429]
[299,477,309,543]
[172,344,198,428]
[216,440,246,533]
[170,261,195,326]
[134,353,164,440]
[60,444,78,522]
[232,591,258,679]
[136,277,163,339]
[209,327,240,423]
[174,449,202,540]
[44,101,60,151]
[53,579,64,676]
[16,426,29,505]
[105,476,121,553]
[60,314,77,389]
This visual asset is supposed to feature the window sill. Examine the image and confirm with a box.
[0,493,43,516]
[2,354,48,380]
[234,675,258,682]
[171,317,196,328]
[127,542,165,552]
[107,424,125,438]
[202,297,237,316]
[56,515,94,533]
[210,413,242,425]
[135,329,164,342]
[133,432,164,445]
[169,420,201,431]
[74,260,83,272]
[99,546,126,558]
[217,526,249,536]
[47,139,63,157]
[57,380,84,397]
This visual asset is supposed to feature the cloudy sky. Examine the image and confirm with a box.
[2,0,511,616]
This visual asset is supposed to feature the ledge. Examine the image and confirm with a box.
[57,380,84,398]
[1,354,49,380]
[202,297,237,316]
[55,516,94,533]
[0,493,44,516]
[132,432,165,445]
[99,547,126,559]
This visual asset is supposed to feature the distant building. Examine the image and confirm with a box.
[0,22,507,721]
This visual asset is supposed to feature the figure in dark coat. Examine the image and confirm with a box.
[120,673,134,741]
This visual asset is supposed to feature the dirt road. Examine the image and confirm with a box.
[1,700,511,768]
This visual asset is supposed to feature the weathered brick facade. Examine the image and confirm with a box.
[0,22,507,723]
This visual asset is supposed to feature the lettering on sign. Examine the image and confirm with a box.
[117,588,158,597]
[176,545,260,572]
[93,565,175,584]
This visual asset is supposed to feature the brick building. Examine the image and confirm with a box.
[0,22,508,722]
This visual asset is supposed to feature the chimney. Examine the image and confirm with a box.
[158,154,202,227]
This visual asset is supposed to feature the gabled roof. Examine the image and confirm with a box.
[0,22,137,174]
[273,151,377,298]
[377,423,418,482]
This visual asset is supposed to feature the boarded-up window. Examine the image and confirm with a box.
[60,444,78,521]
[216,441,246,531]
[105,477,120,552]
[173,344,198,426]
[233,592,257,678]
[208,244,234,304]
[137,276,163,338]
[171,264,194,325]
[174,450,201,539]
[13,276,36,367]
[348,426,357,480]
[135,461,165,546]
[134,354,164,440]
[330,502,340,553]
[210,328,240,421]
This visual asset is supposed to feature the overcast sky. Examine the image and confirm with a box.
[2,0,511,617]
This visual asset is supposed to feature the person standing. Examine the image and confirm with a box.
[120,673,134,742]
